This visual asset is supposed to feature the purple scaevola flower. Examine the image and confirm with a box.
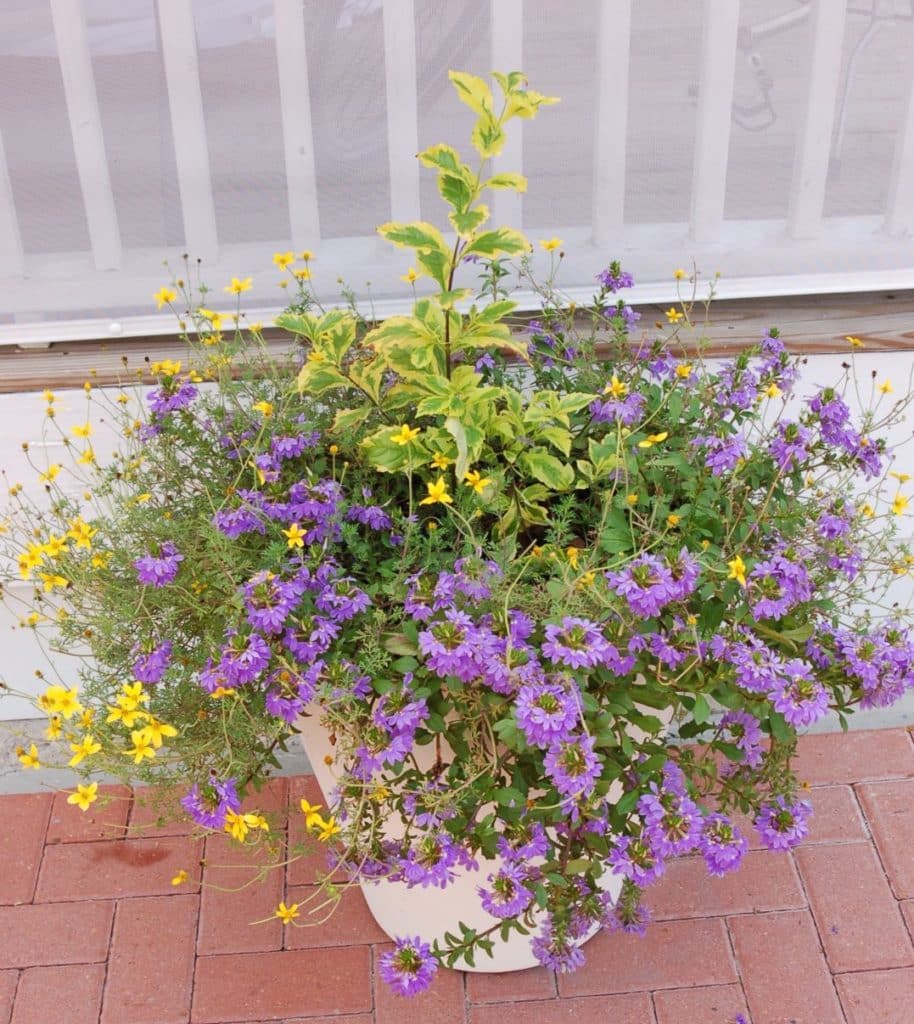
[542,617,608,670]
[378,936,438,997]
[132,640,173,684]
[755,796,812,851]
[134,542,184,587]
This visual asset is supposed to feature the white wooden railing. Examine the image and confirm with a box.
[1,0,914,347]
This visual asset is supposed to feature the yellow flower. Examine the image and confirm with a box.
[224,809,262,843]
[171,869,189,886]
[224,276,253,295]
[91,551,110,569]
[137,718,178,749]
[151,359,181,376]
[275,901,300,924]
[727,555,747,587]
[391,424,421,446]
[71,423,92,439]
[539,237,563,252]
[41,685,83,720]
[198,308,224,331]
[283,523,306,549]
[39,573,69,593]
[862,503,875,518]
[430,452,453,470]
[154,286,177,309]
[300,798,324,828]
[43,533,69,558]
[893,493,909,516]
[626,492,639,505]
[299,250,315,261]
[77,448,96,466]
[846,335,864,348]
[45,715,62,740]
[764,382,783,399]
[67,519,96,549]
[638,432,669,449]
[328,444,340,455]
[890,471,912,482]
[419,477,453,506]
[69,734,102,767]
[673,268,686,280]
[306,350,326,364]
[675,363,693,379]
[272,251,295,269]
[79,709,95,730]
[313,814,341,842]
[39,464,61,483]
[209,685,237,699]
[604,374,628,398]
[252,400,274,418]
[292,267,311,281]
[879,380,894,394]
[67,782,99,812]
[43,389,55,404]
[400,267,421,284]
[121,681,150,706]
[578,570,596,588]
[665,308,684,324]
[124,731,156,764]
[464,469,492,495]
[667,514,681,527]
[17,744,41,770]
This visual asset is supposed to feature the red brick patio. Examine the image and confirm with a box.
[3,727,914,1023]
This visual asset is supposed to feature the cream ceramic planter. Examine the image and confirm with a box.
[295,709,623,972]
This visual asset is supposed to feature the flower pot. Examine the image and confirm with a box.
[296,708,639,972]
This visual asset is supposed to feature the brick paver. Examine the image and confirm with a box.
[3,727,914,1022]
[795,842,914,971]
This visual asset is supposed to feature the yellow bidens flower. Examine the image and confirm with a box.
[626,492,639,505]
[71,423,92,439]
[67,782,99,812]
[69,734,102,767]
[292,267,311,281]
[275,901,300,924]
[673,268,686,280]
[283,523,306,549]
[890,471,911,482]
[137,718,178,749]
[879,380,894,394]
[154,286,177,309]
[665,308,684,324]
[845,335,864,348]
[151,359,181,376]
[224,276,253,295]
[67,519,95,549]
[400,267,421,284]
[273,251,295,269]
[39,464,61,483]
[43,389,55,404]
[565,546,580,570]
[391,424,421,446]
[464,469,492,495]
[252,400,274,418]
[892,493,909,516]
[638,432,669,449]
[171,869,189,886]
[124,730,156,764]
[300,798,324,828]
[40,685,83,720]
[675,363,693,379]
[224,809,269,843]
[764,382,783,399]
[539,237,563,252]
[727,555,747,587]
[45,715,62,740]
[299,250,314,261]
[17,744,41,770]
[419,477,453,506]
[430,452,453,470]
[604,374,628,399]
[667,514,681,527]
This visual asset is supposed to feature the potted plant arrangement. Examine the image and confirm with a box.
[3,69,914,996]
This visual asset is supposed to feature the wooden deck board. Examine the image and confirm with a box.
[1,290,913,393]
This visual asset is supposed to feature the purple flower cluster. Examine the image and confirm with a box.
[478,860,535,919]
[132,640,173,684]
[597,264,634,293]
[815,624,914,708]
[755,796,812,851]
[378,936,438,997]
[692,434,748,476]
[242,570,303,635]
[515,679,580,747]
[590,391,645,426]
[748,554,813,621]
[147,380,198,419]
[180,776,240,829]
[134,542,184,587]
[542,617,607,670]
[769,421,814,472]
[606,553,694,617]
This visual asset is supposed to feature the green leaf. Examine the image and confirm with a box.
[383,633,419,656]
[471,116,507,158]
[536,425,572,457]
[332,406,372,433]
[348,357,386,403]
[418,143,463,174]
[448,70,496,118]
[691,693,712,724]
[464,227,529,260]
[296,360,349,396]
[445,416,470,481]
[439,173,473,211]
[449,206,490,237]
[483,172,528,192]
[377,220,449,257]
[519,449,574,492]
[416,248,449,289]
